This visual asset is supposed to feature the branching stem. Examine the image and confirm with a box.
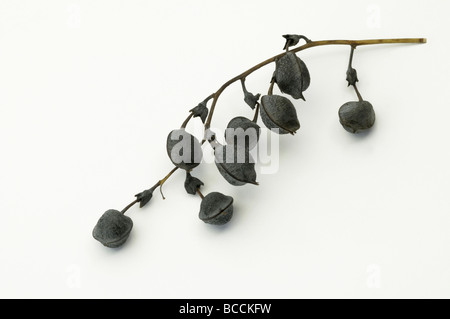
[127,37,426,212]
[204,37,426,130]
[121,166,179,214]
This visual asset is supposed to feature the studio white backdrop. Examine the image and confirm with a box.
[0,0,448,298]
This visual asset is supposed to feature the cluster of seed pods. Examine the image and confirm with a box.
[92,34,424,248]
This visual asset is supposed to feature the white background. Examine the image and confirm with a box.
[0,0,448,298]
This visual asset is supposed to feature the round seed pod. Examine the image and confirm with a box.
[166,129,203,170]
[199,192,234,225]
[274,52,310,100]
[224,116,260,150]
[215,144,258,186]
[260,95,300,134]
[338,101,376,133]
[92,210,133,248]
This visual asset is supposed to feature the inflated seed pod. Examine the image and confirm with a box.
[166,129,203,170]
[260,95,300,134]
[224,116,260,150]
[92,210,133,248]
[274,52,310,100]
[214,144,258,186]
[199,192,234,225]
[338,101,376,133]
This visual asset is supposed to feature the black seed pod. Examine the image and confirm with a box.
[282,34,301,50]
[338,101,376,133]
[224,116,260,150]
[190,101,209,123]
[92,210,133,248]
[260,95,300,134]
[244,91,260,110]
[166,129,203,170]
[214,144,258,186]
[199,192,234,225]
[274,52,310,100]
[346,67,359,87]
[184,172,204,195]
[135,185,157,208]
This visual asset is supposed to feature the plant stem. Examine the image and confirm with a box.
[353,83,363,102]
[126,37,426,213]
[240,78,248,94]
[196,189,204,199]
[181,112,194,129]
[182,94,215,128]
[157,166,178,200]
[268,80,275,95]
[252,103,260,123]
[204,37,426,130]
[121,199,139,214]
[121,166,179,214]
[348,45,356,68]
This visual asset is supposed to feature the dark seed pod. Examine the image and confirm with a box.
[260,95,300,134]
[190,101,209,123]
[92,210,133,248]
[241,79,260,110]
[282,34,311,50]
[199,192,234,225]
[346,67,359,87]
[215,144,258,186]
[282,34,301,50]
[244,91,260,110]
[224,116,260,150]
[166,129,203,170]
[135,185,157,208]
[184,172,204,195]
[274,52,310,100]
[338,101,376,133]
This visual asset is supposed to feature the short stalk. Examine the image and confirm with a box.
[197,189,205,199]
[353,84,363,102]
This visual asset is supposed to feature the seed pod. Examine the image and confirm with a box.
[346,67,359,87]
[274,52,310,100]
[92,210,133,248]
[244,91,260,110]
[260,95,300,134]
[282,34,311,50]
[241,79,260,110]
[134,184,158,208]
[190,101,209,123]
[184,172,204,195]
[282,34,301,50]
[224,116,260,150]
[166,129,203,171]
[215,144,258,186]
[199,192,234,225]
[338,101,376,133]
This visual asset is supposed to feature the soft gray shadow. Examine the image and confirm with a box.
[202,220,233,234]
